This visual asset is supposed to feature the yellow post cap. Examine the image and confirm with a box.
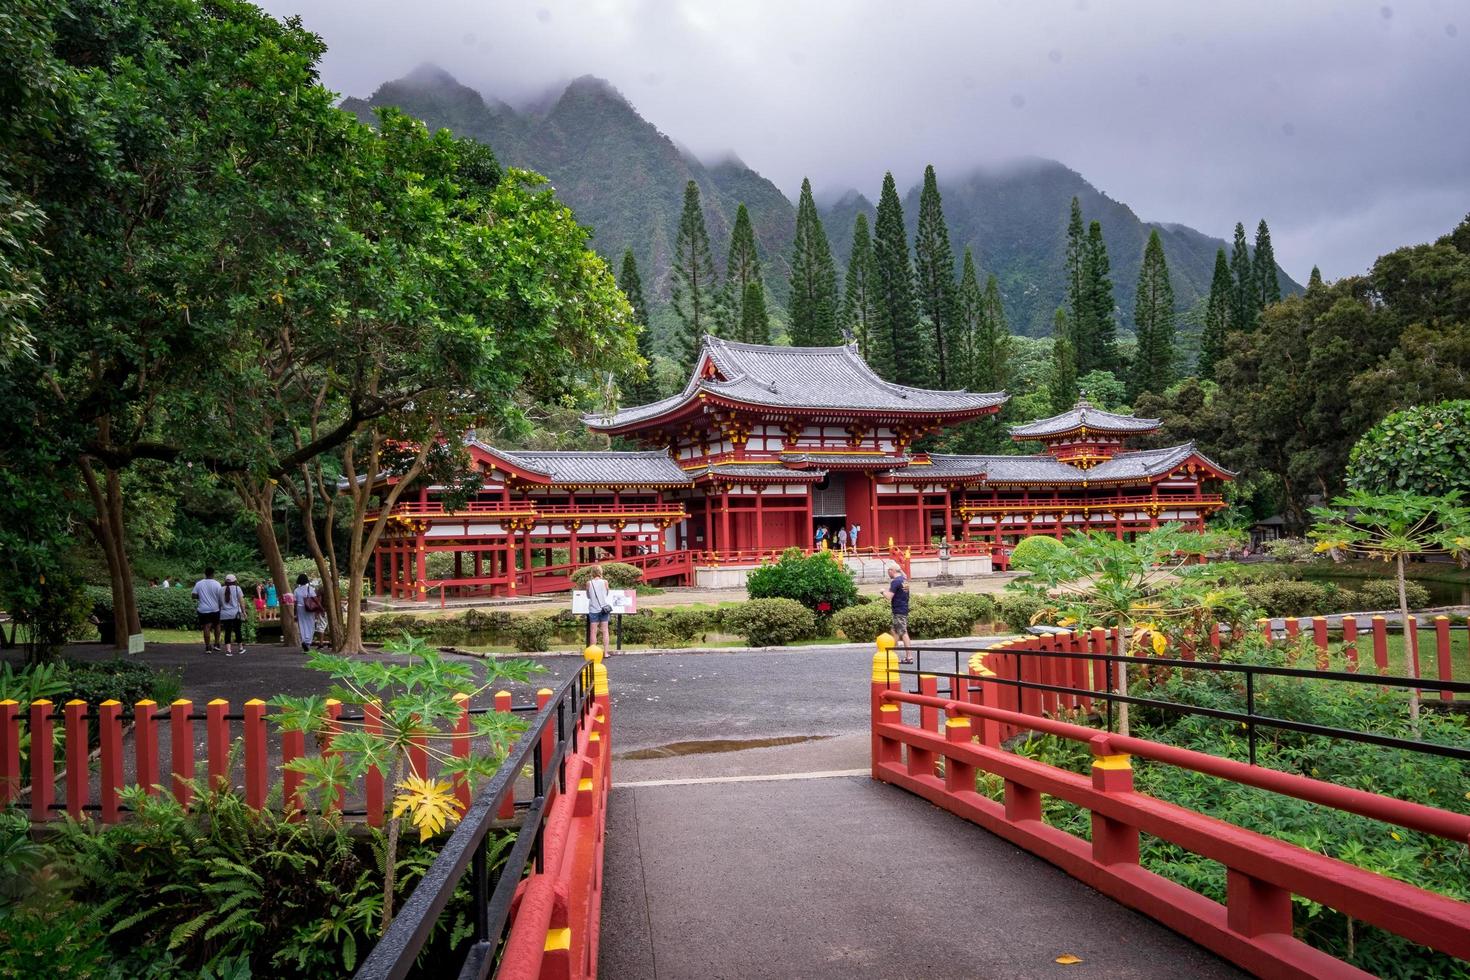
[593,663,609,697]
[875,632,896,652]
[945,717,971,728]
[583,644,604,663]
[871,648,899,683]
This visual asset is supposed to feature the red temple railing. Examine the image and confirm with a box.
[380,501,687,520]
[957,493,1225,515]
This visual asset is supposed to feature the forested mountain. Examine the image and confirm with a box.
[344,65,1299,339]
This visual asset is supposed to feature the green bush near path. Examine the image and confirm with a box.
[720,598,818,646]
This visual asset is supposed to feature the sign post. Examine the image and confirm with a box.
[571,590,638,651]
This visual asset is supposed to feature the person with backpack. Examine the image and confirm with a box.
[191,567,224,654]
[219,574,247,657]
[293,573,323,653]
[585,564,613,653]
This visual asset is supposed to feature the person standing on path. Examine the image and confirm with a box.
[265,581,279,621]
[219,574,247,657]
[836,525,849,553]
[585,564,613,653]
[815,525,828,549]
[882,564,913,663]
[849,523,861,552]
[191,567,225,654]
[253,581,267,620]
[292,574,319,654]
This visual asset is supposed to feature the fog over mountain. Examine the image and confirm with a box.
[342,67,1300,337]
[265,0,1470,282]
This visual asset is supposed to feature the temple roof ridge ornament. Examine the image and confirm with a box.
[585,335,1006,432]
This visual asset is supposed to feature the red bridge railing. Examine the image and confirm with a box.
[869,640,1470,976]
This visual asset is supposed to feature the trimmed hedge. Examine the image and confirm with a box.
[571,562,644,589]
[721,598,818,646]
[746,549,858,616]
[1356,578,1432,611]
[997,593,1045,632]
[831,603,891,643]
[832,593,1001,643]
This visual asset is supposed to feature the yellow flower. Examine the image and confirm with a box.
[1151,632,1168,656]
[1057,616,1077,627]
[391,775,464,842]
[1313,539,1347,553]
[1389,831,1402,842]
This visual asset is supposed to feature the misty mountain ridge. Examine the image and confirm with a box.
[342,65,1299,338]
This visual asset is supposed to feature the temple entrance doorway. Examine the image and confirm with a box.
[812,473,847,548]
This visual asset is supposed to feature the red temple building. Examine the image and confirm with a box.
[370,337,1232,600]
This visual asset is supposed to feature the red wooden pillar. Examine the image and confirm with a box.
[1311,616,1328,652]
[452,693,472,812]
[243,699,267,809]
[323,698,344,814]
[720,489,732,555]
[754,489,765,554]
[30,700,54,822]
[171,699,194,807]
[495,691,515,819]
[1284,617,1300,643]
[415,531,427,602]
[64,700,87,820]
[1372,616,1388,673]
[1259,617,1272,644]
[135,700,159,795]
[536,688,555,778]
[99,700,123,824]
[282,727,306,818]
[1341,616,1359,671]
[1435,616,1453,701]
[363,701,385,827]
[943,717,975,794]
[1089,739,1138,866]
[207,699,230,793]
[1037,634,1058,715]
[1090,627,1108,696]
[1227,868,1293,938]
[0,700,17,806]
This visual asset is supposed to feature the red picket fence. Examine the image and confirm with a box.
[0,692,541,825]
[869,648,1470,977]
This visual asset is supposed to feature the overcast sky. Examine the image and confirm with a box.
[265,0,1469,281]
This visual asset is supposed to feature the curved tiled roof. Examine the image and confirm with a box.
[779,453,913,469]
[1085,443,1235,482]
[686,463,825,482]
[924,454,1088,484]
[1009,399,1160,439]
[586,336,1006,429]
[475,445,693,486]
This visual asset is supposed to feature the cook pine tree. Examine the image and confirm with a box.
[913,164,959,385]
[671,180,719,367]
[871,171,925,385]
[788,177,841,346]
[1049,308,1079,412]
[1130,229,1176,399]
[1252,218,1281,311]
[1228,221,1257,332]
[618,249,658,404]
[723,203,763,343]
[841,212,879,357]
[1198,248,1231,381]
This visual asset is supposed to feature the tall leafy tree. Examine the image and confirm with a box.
[1064,196,1088,343]
[788,178,840,346]
[1308,265,1324,290]
[1198,248,1231,380]
[1229,221,1257,332]
[1081,220,1118,372]
[871,172,925,384]
[722,202,762,341]
[913,164,959,385]
[955,248,983,388]
[619,249,657,404]
[980,274,1012,392]
[1252,219,1281,309]
[739,281,770,345]
[1049,308,1079,411]
[1130,230,1176,398]
[841,212,879,356]
[671,179,719,365]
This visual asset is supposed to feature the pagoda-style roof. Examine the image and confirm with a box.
[471,442,693,487]
[900,443,1233,487]
[1009,399,1160,440]
[779,453,912,470]
[586,336,1006,432]
[1085,443,1235,483]
[686,462,826,483]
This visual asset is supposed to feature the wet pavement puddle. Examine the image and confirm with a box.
[619,734,832,760]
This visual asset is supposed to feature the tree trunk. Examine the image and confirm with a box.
[106,467,143,639]
[78,457,133,650]
[238,480,300,648]
[1397,553,1420,728]
[1115,626,1130,737]
[380,753,405,931]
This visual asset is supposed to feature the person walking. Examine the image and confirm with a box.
[882,564,913,663]
[253,581,267,620]
[219,574,247,656]
[836,525,849,553]
[191,567,225,654]
[292,574,320,654]
[814,525,828,550]
[585,564,613,653]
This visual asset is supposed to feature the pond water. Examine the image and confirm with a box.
[1309,574,1470,608]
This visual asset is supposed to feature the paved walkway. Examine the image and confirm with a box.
[601,772,1239,979]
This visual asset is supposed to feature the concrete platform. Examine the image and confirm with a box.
[601,772,1240,980]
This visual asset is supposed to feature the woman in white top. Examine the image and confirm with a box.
[292,573,318,653]
[585,564,612,653]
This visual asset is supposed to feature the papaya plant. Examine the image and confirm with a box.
[270,633,542,929]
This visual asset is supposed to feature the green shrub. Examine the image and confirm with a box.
[831,603,892,643]
[505,616,555,653]
[997,593,1045,632]
[907,597,978,639]
[722,598,818,646]
[746,548,858,616]
[571,562,644,589]
[1356,578,1432,611]
[660,608,716,644]
[57,658,180,710]
[922,592,997,625]
[1009,535,1069,571]
[1263,538,1319,563]
[1244,580,1332,617]
[135,587,203,629]
[614,613,672,646]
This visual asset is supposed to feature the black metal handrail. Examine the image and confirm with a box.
[899,644,1470,766]
[356,661,595,980]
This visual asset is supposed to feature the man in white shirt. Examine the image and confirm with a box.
[192,567,225,654]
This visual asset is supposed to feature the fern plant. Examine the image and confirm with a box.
[270,633,541,929]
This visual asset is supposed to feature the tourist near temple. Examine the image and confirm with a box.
[371,336,1233,600]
